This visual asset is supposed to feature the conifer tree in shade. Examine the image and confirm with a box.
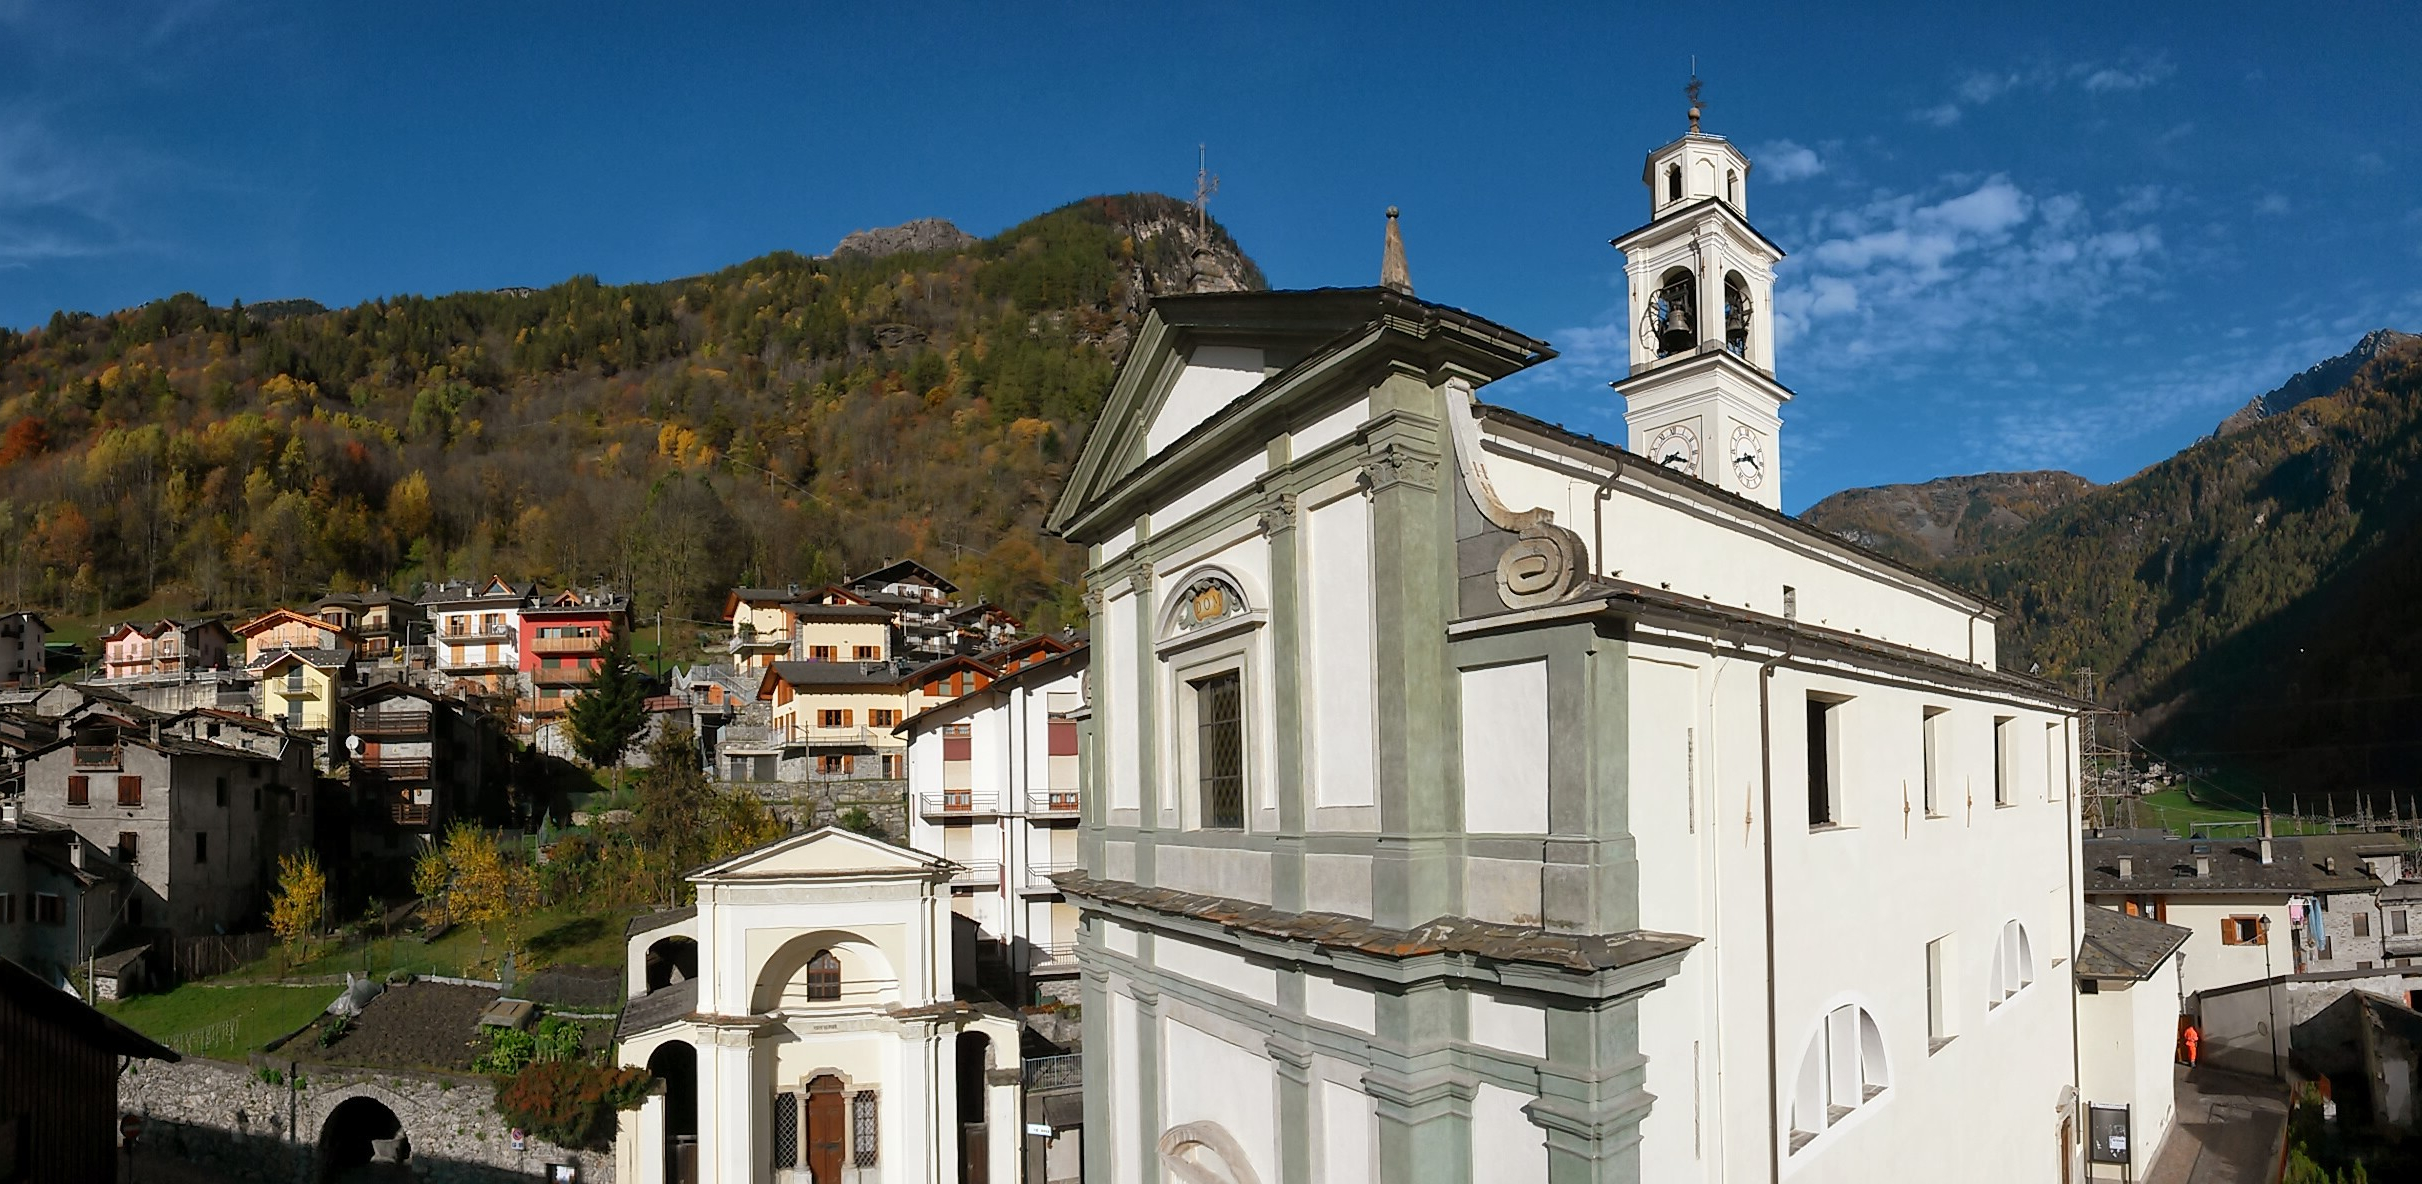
[567,633,646,785]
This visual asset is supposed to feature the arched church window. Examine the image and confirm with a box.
[1789,1004,1889,1154]
[1727,169,1740,205]
[1724,272,1752,357]
[1666,164,1683,204]
[806,949,841,1001]
[1641,267,1698,358]
[1989,920,2035,1006]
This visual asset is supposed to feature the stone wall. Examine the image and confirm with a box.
[749,778,908,841]
[120,1054,613,1183]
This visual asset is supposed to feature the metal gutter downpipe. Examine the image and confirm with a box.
[1757,639,1793,1184]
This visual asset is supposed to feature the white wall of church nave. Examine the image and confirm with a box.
[764,1027,899,1094]
[1146,345,1268,455]
[1163,1010,1282,1183]
[705,893,934,1015]
[1478,445,1992,664]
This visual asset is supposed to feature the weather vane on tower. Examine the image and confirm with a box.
[1687,62,1703,133]
[1194,144,1220,239]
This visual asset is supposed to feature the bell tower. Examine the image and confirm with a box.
[1612,79,1791,508]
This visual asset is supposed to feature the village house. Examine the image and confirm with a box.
[233,606,359,665]
[309,587,423,662]
[723,585,814,669]
[253,647,353,739]
[15,717,313,939]
[0,610,47,688]
[0,803,130,991]
[2081,820,2406,997]
[612,827,1024,1184]
[0,953,178,1183]
[1045,110,2087,1182]
[338,683,511,883]
[758,660,912,783]
[520,585,630,724]
[903,642,1087,999]
[97,618,236,680]
[2074,905,2194,1180]
[418,576,536,695]
[789,599,896,663]
[848,560,968,662]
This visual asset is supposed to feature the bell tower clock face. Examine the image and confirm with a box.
[1730,425,1767,489]
[1649,423,1700,476]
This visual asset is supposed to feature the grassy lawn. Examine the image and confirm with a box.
[103,981,341,1057]
[2130,788,2339,836]
[226,902,647,984]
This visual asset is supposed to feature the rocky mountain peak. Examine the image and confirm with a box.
[829,218,978,260]
[2217,327,2419,436]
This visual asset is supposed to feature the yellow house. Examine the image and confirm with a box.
[234,607,359,666]
[759,661,910,780]
[255,649,350,733]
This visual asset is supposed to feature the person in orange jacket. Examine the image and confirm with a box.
[2181,1021,2201,1066]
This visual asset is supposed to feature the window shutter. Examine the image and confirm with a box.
[67,775,88,805]
[117,775,143,807]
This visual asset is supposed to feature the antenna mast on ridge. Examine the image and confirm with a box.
[1194,143,1220,238]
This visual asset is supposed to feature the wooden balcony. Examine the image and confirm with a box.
[363,757,432,782]
[392,802,432,827]
[532,665,596,686]
[530,635,603,655]
[355,711,432,737]
[72,745,120,771]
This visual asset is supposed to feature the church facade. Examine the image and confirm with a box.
[1046,110,2086,1183]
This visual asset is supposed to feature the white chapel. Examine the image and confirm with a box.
[1044,92,2089,1183]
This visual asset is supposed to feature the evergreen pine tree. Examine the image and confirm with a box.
[566,634,646,780]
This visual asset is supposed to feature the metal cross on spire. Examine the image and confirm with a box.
[1194,144,1220,239]
[1686,69,1704,134]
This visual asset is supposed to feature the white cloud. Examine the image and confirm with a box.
[2256,193,2291,216]
[2079,57,2175,92]
[1912,103,1963,128]
[1752,140,1825,183]
[1914,54,2175,128]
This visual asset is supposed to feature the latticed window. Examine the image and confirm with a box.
[771,1090,799,1169]
[806,950,841,1001]
[852,1089,879,1166]
[1195,671,1244,829]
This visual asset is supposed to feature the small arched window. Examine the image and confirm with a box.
[1723,272,1752,357]
[1666,164,1683,203]
[1727,169,1740,205]
[1646,267,1698,357]
[806,949,841,1001]
[1990,920,2035,1006]
[1790,1004,1889,1153]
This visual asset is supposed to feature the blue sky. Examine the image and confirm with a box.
[3,2,2416,510]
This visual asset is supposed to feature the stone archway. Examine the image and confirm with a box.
[644,936,698,993]
[1157,1121,1261,1184]
[318,1095,408,1182]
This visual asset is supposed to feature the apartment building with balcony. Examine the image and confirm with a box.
[97,618,235,680]
[233,607,359,665]
[310,588,422,662]
[340,684,510,879]
[520,586,630,723]
[847,560,965,662]
[16,717,314,938]
[905,644,1087,1000]
[757,661,911,783]
[419,577,536,694]
[251,648,352,738]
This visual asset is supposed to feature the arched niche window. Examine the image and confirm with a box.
[1157,567,1266,834]
[805,949,841,1001]
[1990,920,2035,1006]
[1789,1004,1889,1154]
[1666,163,1683,204]
[1642,266,1698,358]
[1726,168,1740,206]
[1723,272,1752,358]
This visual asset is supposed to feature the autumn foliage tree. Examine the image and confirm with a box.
[268,850,327,962]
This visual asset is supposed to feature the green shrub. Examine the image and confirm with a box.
[491,1060,652,1150]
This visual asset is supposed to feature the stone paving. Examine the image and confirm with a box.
[2142,1063,2289,1184]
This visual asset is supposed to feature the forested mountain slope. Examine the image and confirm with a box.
[0,193,1262,632]
[1800,471,2097,565]
[1878,333,2422,798]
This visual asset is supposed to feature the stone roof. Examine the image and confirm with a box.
[786,603,894,623]
[2081,832,2406,895]
[763,660,908,689]
[0,954,175,1060]
[247,647,351,670]
[625,905,696,939]
[2077,905,2192,981]
[614,979,695,1041]
[1054,871,1698,976]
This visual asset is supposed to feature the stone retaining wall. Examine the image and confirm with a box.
[121,1054,613,1183]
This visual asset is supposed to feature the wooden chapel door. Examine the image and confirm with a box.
[807,1075,845,1184]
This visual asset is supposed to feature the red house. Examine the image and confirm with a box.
[518,587,631,723]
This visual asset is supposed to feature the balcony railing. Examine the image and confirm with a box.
[392,802,432,827]
[1030,943,1080,973]
[949,861,1001,888]
[72,745,120,771]
[1023,1053,1081,1091]
[717,724,786,753]
[440,626,515,643]
[355,711,433,737]
[1026,789,1080,817]
[532,665,596,686]
[919,791,1001,818]
[530,635,603,655]
[1022,863,1071,894]
[363,757,432,782]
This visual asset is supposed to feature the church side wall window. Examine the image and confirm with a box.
[852,1090,880,1166]
[1195,671,1245,829]
[1990,920,2036,1005]
[1666,163,1683,203]
[1993,716,2015,805]
[1789,1004,1888,1153]
[1921,707,1947,817]
[1806,696,1842,827]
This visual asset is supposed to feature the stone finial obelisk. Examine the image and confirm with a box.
[1381,207,1413,295]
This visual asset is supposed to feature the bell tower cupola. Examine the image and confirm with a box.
[1612,78,1793,509]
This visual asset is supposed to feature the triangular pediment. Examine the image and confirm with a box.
[691,825,950,881]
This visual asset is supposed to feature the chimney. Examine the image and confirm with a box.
[2195,855,2212,878]
[2327,856,2339,875]
[0,798,15,826]
[2259,800,2275,865]
[2117,856,2133,880]
[70,838,83,870]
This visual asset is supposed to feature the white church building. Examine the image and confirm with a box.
[613,827,1024,1184]
[1044,104,2091,1182]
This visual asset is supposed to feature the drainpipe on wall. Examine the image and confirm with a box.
[1756,640,1793,1184]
